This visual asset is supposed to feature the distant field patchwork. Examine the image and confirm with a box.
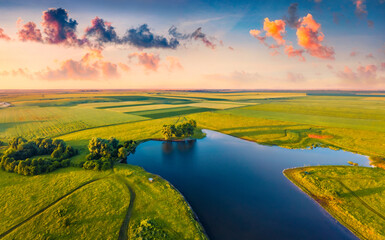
[0,106,147,139]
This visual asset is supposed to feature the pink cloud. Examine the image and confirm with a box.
[17,19,43,42]
[354,0,367,17]
[166,56,183,71]
[296,14,335,59]
[118,63,130,72]
[284,45,305,61]
[263,18,286,45]
[337,64,384,86]
[129,52,160,71]
[37,49,123,80]
[0,28,11,41]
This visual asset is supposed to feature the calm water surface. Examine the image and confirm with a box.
[127,130,369,240]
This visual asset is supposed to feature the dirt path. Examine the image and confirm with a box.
[116,175,136,240]
[0,178,104,239]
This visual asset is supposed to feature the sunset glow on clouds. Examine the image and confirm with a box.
[0,0,384,89]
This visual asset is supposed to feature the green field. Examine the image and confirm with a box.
[0,165,206,240]
[1,90,385,239]
[284,166,385,240]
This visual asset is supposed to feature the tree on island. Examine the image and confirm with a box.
[162,119,197,140]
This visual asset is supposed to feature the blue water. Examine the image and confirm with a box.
[127,130,369,240]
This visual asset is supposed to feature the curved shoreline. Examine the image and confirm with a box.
[128,129,372,240]
[122,164,209,239]
[283,167,368,240]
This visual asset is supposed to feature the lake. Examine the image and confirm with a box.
[127,130,370,239]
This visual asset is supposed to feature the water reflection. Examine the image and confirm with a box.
[128,130,367,240]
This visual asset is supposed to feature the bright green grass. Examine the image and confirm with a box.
[130,106,211,119]
[284,166,385,240]
[4,178,129,240]
[0,167,110,234]
[187,101,248,109]
[223,107,385,132]
[105,104,186,113]
[189,111,385,158]
[0,165,206,240]
[0,106,147,140]
[77,101,151,109]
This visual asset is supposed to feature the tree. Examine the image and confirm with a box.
[83,137,136,171]
[162,125,173,140]
[161,119,197,139]
[118,147,129,159]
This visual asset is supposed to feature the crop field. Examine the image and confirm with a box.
[1,90,385,239]
[0,106,147,140]
[129,106,211,119]
[284,166,385,240]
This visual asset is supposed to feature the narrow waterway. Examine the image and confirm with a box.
[127,130,369,239]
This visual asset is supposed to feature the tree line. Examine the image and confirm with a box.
[82,137,137,171]
[161,119,197,140]
[0,137,78,176]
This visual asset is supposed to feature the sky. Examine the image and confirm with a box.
[0,0,384,90]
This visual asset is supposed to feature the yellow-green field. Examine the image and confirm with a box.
[1,90,385,239]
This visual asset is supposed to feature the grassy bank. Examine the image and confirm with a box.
[0,165,207,240]
[284,166,385,240]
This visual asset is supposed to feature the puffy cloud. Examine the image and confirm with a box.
[250,13,334,61]
[17,19,43,42]
[296,14,335,59]
[263,18,286,45]
[284,3,300,29]
[168,26,216,49]
[41,8,88,47]
[166,56,183,71]
[99,61,119,78]
[122,24,179,49]
[129,52,160,71]
[354,0,367,18]
[85,17,119,45]
[37,49,123,80]
[284,45,305,61]
[0,28,11,41]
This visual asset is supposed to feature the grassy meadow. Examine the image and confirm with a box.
[0,90,385,239]
[0,165,206,240]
